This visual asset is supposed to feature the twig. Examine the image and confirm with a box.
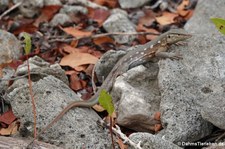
[215,131,225,142]
[48,31,160,43]
[97,119,143,149]
[26,58,37,138]
[0,2,22,20]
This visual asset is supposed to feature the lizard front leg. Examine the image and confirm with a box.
[155,46,182,60]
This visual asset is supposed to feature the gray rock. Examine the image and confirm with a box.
[112,65,161,132]
[60,5,88,15]
[50,13,72,27]
[119,0,151,9]
[95,50,126,82]
[8,76,112,148]
[0,0,9,13]
[14,56,69,85]
[13,0,44,18]
[185,0,225,34]
[0,29,22,65]
[44,0,62,5]
[103,9,136,44]
[129,133,181,149]
[201,93,225,129]
[6,71,112,148]
[68,0,107,10]
[0,68,15,94]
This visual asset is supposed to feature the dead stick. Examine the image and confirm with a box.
[0,2,22,20]
[49,31,159,43]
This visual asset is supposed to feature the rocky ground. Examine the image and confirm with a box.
[1,0,225,149]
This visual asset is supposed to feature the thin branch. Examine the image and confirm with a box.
[0,2,22,20]
[26,58,37,138]
[97,119,143,149]
[48,32,160,43]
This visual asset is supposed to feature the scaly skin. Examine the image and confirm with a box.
[38,29,192,136]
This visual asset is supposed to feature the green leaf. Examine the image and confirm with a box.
[211,18,225,35]
[21,33,32,55]
[98,89,115,116]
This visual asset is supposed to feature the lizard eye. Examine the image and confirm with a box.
[168,35,171,38]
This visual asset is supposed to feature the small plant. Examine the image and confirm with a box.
[98,89,115,149]
[211,18,225,35]
[20,33,37,138]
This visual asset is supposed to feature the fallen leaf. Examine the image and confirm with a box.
[60,26,92,38]
[154,124,162,132]
[136,25,159,41]
[88,8,110,26]
[34,5,61,27]
[60,52,98,68]
[0,121,19,135]
[155,12,178,25]
[93,36,115,46]
[138,9,156,27]
[84,64,95,77]
[0,108,17,125]
[177,0,190,17]
[74,65,88,71]
[92,0,118,8]
[70,73,82,91]
[13,24,38,35]
[154,111,161,121]
[92,104,105,112]
[117,138,128,149]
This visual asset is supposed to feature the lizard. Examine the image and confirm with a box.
[34,29,192,138]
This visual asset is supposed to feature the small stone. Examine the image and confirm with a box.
[119,0,152,9]
[50,13,72,27]
[0,29,22,65]
[60,5,88,15]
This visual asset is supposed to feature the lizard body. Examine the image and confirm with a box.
[38,29,191,136]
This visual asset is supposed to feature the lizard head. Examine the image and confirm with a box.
[164,29,192,45]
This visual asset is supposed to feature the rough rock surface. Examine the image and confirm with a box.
[44,0,62,5]
[95,0,225,147]
[13,0,44,18]
[129,133,182,149]
[119,0,152,9]
[0,29,22,65]
[112,65,160,132]
[103,9,136,44]
[6,57,112,148]
[60,5,88,15]
[50,13,72,26]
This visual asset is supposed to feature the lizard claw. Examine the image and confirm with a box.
[170,52,183,60]
[175,41,188,46]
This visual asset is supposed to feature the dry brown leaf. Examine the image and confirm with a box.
[136,25,159,41]
[74,65,88,71]
[88,8,110,26]
[60,52,98,68]
[177,0,190,17]
[117,138,128,149]
[93,36,115,46]
[60,26,92,38]
[138,9,156,27]
[154,111,161,121]
[34,5,61,27]
[154,124,162,132]
[93,0,118,8]
[0,121,19,135]
[155,12,178,25]
[70,73,82,91]
[0,108,17,125]
[92,104,105,112]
